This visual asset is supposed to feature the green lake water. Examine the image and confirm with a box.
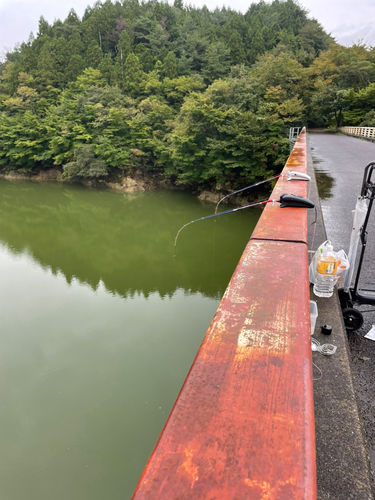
[0,179,261,500]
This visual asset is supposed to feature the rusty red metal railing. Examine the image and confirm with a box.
[131,128,316,500]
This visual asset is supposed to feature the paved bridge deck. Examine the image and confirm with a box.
[308,131,375,498]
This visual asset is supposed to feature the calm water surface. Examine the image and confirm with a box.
[0,179,261,500]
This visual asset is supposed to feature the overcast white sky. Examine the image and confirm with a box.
[1,0,375,57]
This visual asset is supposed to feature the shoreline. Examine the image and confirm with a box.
[0,167,270,207]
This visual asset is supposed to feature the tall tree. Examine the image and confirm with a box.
[85,41,103,69]
[202,42,230,84]
[98,54,115,85]
[228,31,246,66]
[161,51,178,79]
[116,30,133,69]
[124,53,144,96]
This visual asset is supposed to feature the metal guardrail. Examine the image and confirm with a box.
[132,129,316,500]
[339,127,375,139]
[289,127,301,153]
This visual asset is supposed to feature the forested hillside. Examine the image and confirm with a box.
[1,0,375,192]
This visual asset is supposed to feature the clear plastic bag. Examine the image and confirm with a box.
[309,241,349,287]
[309,240,330,284]
[335,249,350,289]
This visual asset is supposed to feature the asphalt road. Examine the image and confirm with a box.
[309,132,375,472]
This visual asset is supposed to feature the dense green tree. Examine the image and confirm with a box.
[177,51,192,75]
[183,31,209,72]
[66,55,85,82]
[98,54,115,85]
[167,81,288,187]
[228,31,246,66]
[161,51,178,79]
[68,30,84,56]
[116,30,133,68]
[0,111,50,168]
[148,23,170,60]
[298,19,332,59]
[251,51,311,105]
[342,84,375,124]
[133,16,153,46]
[37,16,52,37]
[246,30,266,64]
[162,74,205,107]
[75,68,107,90]
[86,40,103,69]
[35,40,61,94]
[202,42,230,84]
[135,44,155,72]
[124,53,144,96]
[1,0,373,186]
[311,85,348,127]
[64,144,108,177]
[65,8,81,27]
[0,62,19,95]
[360,109,375,126]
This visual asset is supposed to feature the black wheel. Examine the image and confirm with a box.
[342,308,364,331]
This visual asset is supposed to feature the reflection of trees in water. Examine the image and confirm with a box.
[0,180,260,300]
[313,156,335,200]
[315,169,335,200]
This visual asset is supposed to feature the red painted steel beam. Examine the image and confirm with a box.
[132,128,316,500]
[252,129,309,243]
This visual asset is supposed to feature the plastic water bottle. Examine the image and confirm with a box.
[313,244,338,298]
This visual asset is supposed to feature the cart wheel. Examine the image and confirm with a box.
[342,308,364,331]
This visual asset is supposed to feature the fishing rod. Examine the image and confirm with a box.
[174,194,315,254]
[214,174,282,214]
[214,170,311,214]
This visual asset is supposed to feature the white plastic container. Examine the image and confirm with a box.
[310,300,318,335]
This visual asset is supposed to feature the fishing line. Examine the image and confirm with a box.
[174,194,315,254]
[211,212,217,289]
[310,206,318,264]
[312,362,323,381]
[214,175,282,214]
[174,199,271,255]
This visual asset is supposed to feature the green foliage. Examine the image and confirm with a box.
[311,85,348,127]
[202,43,230,84]
[124,53,145,96]
[228,31,246,66]
[360,110,375,127]
[0,111,50,168]
[75,68,107,91]
[1,0,374,188]
[135,44,155,73]
[116,30,133,68]
[98,54,116,86]
[161,52,178,80]
[63,144,108,178]
[86,41,103,69]
[162,75,205,107]
[167,78,289,187]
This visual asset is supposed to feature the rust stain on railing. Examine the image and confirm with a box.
[131,127,316,500]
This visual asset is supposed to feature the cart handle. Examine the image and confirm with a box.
[361,162,375,197]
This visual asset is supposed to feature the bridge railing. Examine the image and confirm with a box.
[339,126,375,139]
[131,128,316,500]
